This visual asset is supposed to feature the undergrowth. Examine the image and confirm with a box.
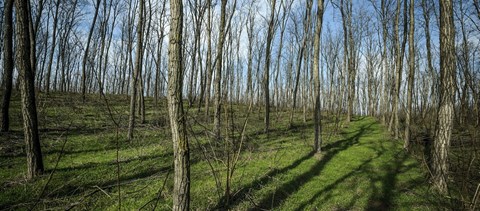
[0,92,445,210]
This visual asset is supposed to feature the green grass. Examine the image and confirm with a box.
[0,92,444,210]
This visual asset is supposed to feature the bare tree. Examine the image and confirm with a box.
[474,0,480,20]
[15,0,45,179]
[313,0,324,153]
[154,0,167,108]
[272,0,292,112]
[81,0,102,102]
[368,0,393,124]
[204,0,213,117]
[245,1,256,103]
[336,0,355,123]
[289,0,312,127]
[168,0,190,209]
[404,0,414,149]
[263,0,276,133]
[44,0,60,93]
[213,0,227,140]
[193,0,208,108]
[390,0,408,138]
[433,0,455,194]
[1,0,14,132]
[128,0,146,140]
[187,0,207,107]
[421,0,436,114]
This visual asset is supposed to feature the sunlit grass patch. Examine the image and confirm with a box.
[0,93,443,210]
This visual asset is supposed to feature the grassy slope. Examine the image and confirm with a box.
[0,93,442,210]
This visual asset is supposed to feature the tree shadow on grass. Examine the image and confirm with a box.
[44,153,201,198]
[293,153,382,210]
[250,122,374,210]
[365,147,410,210]
[213,150,316,209]
[0,126,118,159]
[296,132,433,211]
[0,163,172,210]
[46,152,173,173]
[364,143,443,210]
[251,122,314,142]
[2,151,204,210]
[292,140,413,210]
[243,122,314,154]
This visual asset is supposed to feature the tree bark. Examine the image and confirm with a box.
[213,0,227,140]
[15,0,44,179]
[313,0,324,153]
[246,6,255,103]
[404,0,415,149]
[128,0,145,140]
[391,0,408,138]
[263,0,276,133]
[433,0,455,194]
[1,0,14,132]
[204,0,213,118]
[380,0,389,124]
[346,0,355,123]
[168,0,190,209]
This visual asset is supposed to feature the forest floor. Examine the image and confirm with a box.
[0,92,447,210]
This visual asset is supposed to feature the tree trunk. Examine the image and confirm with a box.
[392,0,408,138]
[204,0,213,118]
[347,0,355,123]
[15,0,44,179]
[154,1,166,108]
[154,29,164,108]
[404,0,415,149]
[421,0,436,112]
[139,75,146,124]
[188,0,205,108]
[433,0,455,194]
[1,0,14,132]
[246,7,255,103]
[168,0,190,209]
[313,0,324,153]
[339,0,354,123]
[81,0,101,102]
[380,0,389,125]
[457,0,470,126]
[263,0,276,133]
[213,0,227,140]
[273,1,291,113]
[44,0,60,94]
[289,0,312,127]
[127,0,145,140]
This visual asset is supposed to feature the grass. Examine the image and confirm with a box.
[0,92,445,210]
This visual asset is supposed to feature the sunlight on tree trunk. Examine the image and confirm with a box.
[313,0,324,153]
[433,0,455,194]
[168,0,190,209]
